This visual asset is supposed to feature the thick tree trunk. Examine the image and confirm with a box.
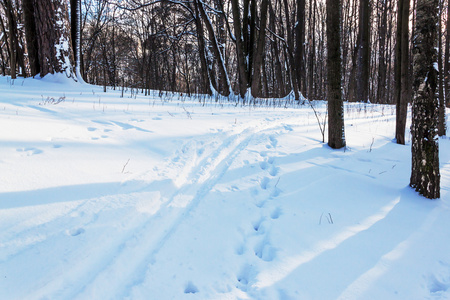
[327,0,345,149]
[395,0,410,145]
[446,0,450,109]
[33,0,75,78]
[437,0,446,136]
[410,0,440,199]
[70,0,81,79]
[3,0,17,79]
[193,0,212,95]
[23,0,40,76]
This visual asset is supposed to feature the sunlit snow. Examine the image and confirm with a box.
[0,75,449,300]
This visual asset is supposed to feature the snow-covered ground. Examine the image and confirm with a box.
[0,75,449,300]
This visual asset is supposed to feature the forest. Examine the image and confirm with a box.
[0,0,446,197]
[0,0,448,102]
[0,1,450,298]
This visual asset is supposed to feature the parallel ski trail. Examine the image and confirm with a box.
[23,118,293,300]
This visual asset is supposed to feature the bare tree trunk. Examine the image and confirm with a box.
[23,0,40,76]
[33,0,75,78]
[327,0,345,149]
[251,0,269,98]
[3,0,17,78]
[377,0,388,104]
[445,0,450,109]
[356,0,370,102]
[395,0,410,145]
[410,0,440,199]
[437,0,446,136]
[70,0,82,79]
[231,0,249,98]
[295,0,306,98]
[197,0,230,96]
[192,0,212,95]
[283,0,299,99]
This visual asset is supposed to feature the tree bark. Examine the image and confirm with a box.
[355,0,370,102]
[395,0,410,145]
[410,0,440,199]
[437,0,446,136]
[197,0,230,96]
[33,0,75,78]
[445,0,450,109]
[23,0,40,76]
[193,0,212,95]
[231,0,249,98]
[70,0,81,78]
[295,0,306,98]
[327,0,345,149]
[250,0,269,98]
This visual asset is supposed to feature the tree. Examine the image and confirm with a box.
[410,0,440,199]
[23,0,40,76]
[355,0,370,103]
[295,0,306,99]
[70,0,82,79]
[326,0,345,149]
[394,0,410,145]
[437,0,446,136]
[33,0,75,78]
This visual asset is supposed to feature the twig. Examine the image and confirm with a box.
[122,159,130,173]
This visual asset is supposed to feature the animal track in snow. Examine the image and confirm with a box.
[16,147,43,156]
[269,165,279,177]
[67,228,85,237]
[254,239,276,262]
[428,274,450,294]
[184,281,199,294]
[252,217,266,234]
[260,177,270,190]
[236,264,254,291]
[270,207,282,219]
[259,161,269,170]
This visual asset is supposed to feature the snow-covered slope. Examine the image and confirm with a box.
[0,75,449,300]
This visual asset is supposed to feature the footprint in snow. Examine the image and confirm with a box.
[236,264,255,291]
[16,147,43,156]
[252,217,266,234]
[269,135,278,148]
[87,127,97,132]
[260,161,269,170]
[260,177,270,190]
[254,239,276,262]
[53,144,62,149]
[270,207,282,219]
[184,281,199,294]
[269,165,279,177]
[428,274,450,294]
[283,124,293,131]
[67,228,85,236]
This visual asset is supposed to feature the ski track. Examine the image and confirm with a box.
[18,117,295,300]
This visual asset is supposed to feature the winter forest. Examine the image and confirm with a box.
[0,0,450,299]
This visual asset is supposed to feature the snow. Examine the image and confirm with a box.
[0,75,450,300]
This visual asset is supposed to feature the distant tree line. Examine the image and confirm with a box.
[0,0,445,198]
[0,0,446,104]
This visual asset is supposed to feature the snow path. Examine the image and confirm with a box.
[0,76,449,299]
